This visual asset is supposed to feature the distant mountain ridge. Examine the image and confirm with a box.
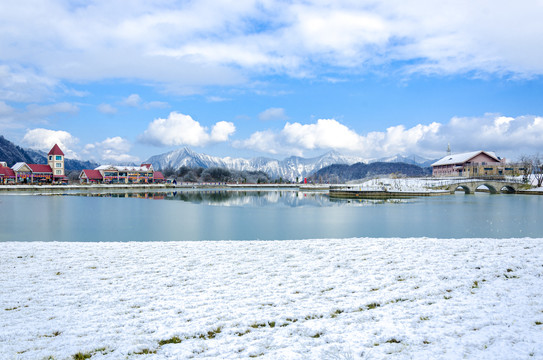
[0,135,99,171]
[146,147,368,181]
[311,162,431,182]
[145,147,434,181]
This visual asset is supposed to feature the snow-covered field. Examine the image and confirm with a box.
[2,238,543,360]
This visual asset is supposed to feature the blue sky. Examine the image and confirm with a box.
[1,0,543,163]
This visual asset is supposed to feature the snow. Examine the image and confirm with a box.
[2,238,542,359]
[348,177,453,192]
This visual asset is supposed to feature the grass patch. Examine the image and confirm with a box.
[385,338,401,344]
[249,323,267,329]
[200,326,222,339]
[42,331,61,338]
[133,349,157,355]
[420,316,429,321]
[311,332,324,338]
[304,314,324,320]
[235,329,251,336]
[158,336,183,346]
[472,280,479,289]
[72,353,91,360]
[331,309,344,318]
[535,321,542,325]
[366,302,381,310]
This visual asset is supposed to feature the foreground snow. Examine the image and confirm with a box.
[2,238,542,360]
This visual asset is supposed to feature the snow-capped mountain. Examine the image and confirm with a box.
[376,154,436,168]
[145,147,368,181]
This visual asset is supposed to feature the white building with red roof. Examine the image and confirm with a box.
[9,144,67,183]
[47,144,65,179]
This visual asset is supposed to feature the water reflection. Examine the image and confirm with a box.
[66,189,409,207]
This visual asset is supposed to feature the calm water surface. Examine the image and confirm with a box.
[1,189,542,241]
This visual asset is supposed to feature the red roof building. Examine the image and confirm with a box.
[0,166,16,184]
[48,144,65,156]
[27,164,53,174]
[80,169,103,183]
[153,171,165,183]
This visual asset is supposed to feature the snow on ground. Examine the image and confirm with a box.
[349,178,454,192]
[2,238,543,360]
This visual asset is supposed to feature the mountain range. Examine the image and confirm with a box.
[145,147,435,181]
[1,135,436,180]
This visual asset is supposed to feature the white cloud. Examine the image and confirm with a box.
[97,103,117,114]
[140,111,235,147]
[0,101,79,131]
[122,94,142,107]
[1,0,542,96]
[83,137,139,164]
[235,114,543,160]
[0,65,58,102]
[120,94,168,109]
[22,128,79,158]
[259,108,288,122]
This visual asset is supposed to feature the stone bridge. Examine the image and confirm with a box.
[448,180,522,194]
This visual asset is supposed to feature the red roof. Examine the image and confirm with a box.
[0,167,16,177]
[153,171,165,180]
[48,144,65,156]
[27,164,53,173]
[141,163,152,169]
[81,169,103,180]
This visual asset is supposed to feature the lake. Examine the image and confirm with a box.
[1,189,542,241]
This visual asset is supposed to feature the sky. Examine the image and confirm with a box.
[1,0,543,164]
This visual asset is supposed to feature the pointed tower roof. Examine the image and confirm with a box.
[48,144,64,156]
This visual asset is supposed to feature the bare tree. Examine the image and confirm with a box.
[533,153,543,187]
[518,154,532,183]
[519,154,543,187]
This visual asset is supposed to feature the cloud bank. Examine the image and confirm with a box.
[22,128,79,159]
[140,112,235,147]
[235,114,543,160]
[1,0,543,99]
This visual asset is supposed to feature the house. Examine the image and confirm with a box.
[79,169,103,183]
[152,171,165,183]
[0,162,16,184]
[431,150,523,177]
[81,164,156,184]
[9,144,67,183]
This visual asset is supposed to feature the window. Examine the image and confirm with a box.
[55,170,62,175]
[55,163,62,168]
[55,155,62,160]
[49,156,52,161]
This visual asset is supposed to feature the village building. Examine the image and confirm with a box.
[431,150,524,178]
[47,144,65,180]
[79,164,165,184]
[0,144,67,184]
[0,162,16,184]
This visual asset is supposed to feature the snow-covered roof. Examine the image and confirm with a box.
[11,162,32,171]
[431,151,499,167]
[95,165,153,172]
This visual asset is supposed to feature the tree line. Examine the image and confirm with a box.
[161,166,274,184]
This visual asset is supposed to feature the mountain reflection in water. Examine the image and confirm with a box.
[66,189,408,207]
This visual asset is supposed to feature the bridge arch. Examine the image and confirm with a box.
[500,185,516,194]
[475,184,498,194]
[453,185,471,194]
